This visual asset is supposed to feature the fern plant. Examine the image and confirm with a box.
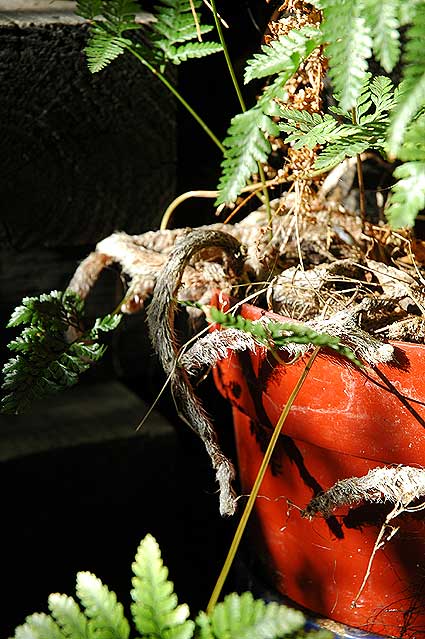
[214,0,425,225]
[216,25,322,205]
[10,533,332,639]
[77,0,222,72]
[74,0,425,226]
[75,0,224,150]
[208,307,362,367]
[1,291,121,415]
[279,74,397,173]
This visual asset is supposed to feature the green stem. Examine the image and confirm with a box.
[258,163,272,227]
[209,0,246,112]
[206,346,321,614]
[128,46,225,153]
[209,0,271,218]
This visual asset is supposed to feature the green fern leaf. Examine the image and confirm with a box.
[14,613,65,639]
[1,291,121,414]
[152,4,213,45]
[91,313,123,336]
[280,110,358,148]
[363,0,401,72]
[279,108,371,171]
[244,25,322,84]
[258,76,290,116]
[75,0,102,19]
[48,594,89,639]
[388,2,425,156]
[7,290,83,330]
[165,41,223,65]
[398,113,425,161]
[101,0,140,31]
[216,22,324,205]
[399,0,422,24]
[85,27,129,73]
[313,139,370,171]
[150,0,221,66]
[216,109,279,205]
[279,74,394,172]
[76,572,130,639]
[386,161,425,227]
[363,75,397,123]
[205,592,306,639]
[322,0,373,111]
[195,612,214,639]
[80,0,141,73]
[131,534,195,639]
[209,306,362,366]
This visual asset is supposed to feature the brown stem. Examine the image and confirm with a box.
[206,346,321,613]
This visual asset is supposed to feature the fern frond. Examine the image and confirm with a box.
[216,109,279,205]
[14,613,65,639]
[386,162,425,227]
[165,41,222,65]
[78,0,141,73]
[7,290,80,329]
[1,291,122,414]
[258,76,291,116]
[152,2,213,44]
[398,113,425,161]
[398,0,422,25]
[76,572,130,639]
[216,22,323,205]
[321,0,373,111]
[150,0,221,65]
[81,0,141,73]
[244,25,322,84]
[75,0,102,19]
[48,594,88,639]
[363,0,401,72]
[280,110,374,171]
[210,307,362,365]
[279,75,395,172]
[280,110,359,147]
[364,75,398,122]
[131,534,195,639]
[388,2,425,156]
[202,592,306,639]
[312,138,370,171]
[100,0,141,32]
[91,313,122,336]
[85,27,130,72]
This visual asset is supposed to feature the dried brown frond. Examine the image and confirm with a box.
[180,328,258,377]
[265,1,326,214]
[303,465,425,519]
[304,464,425,606]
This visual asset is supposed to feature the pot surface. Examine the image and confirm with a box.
[212,296,425,638]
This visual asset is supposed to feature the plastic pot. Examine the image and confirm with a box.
[212,296,425,638]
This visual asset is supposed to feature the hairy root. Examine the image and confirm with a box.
[303,465,425,519]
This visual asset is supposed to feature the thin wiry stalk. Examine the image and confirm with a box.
[160,190,218,229]
[209,0,271,221]
[189,0,202,41]
[206,346,321,613]
[351,108,367,231]
[127,46,225,152]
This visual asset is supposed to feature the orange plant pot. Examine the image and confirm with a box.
[212,296,425,638]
